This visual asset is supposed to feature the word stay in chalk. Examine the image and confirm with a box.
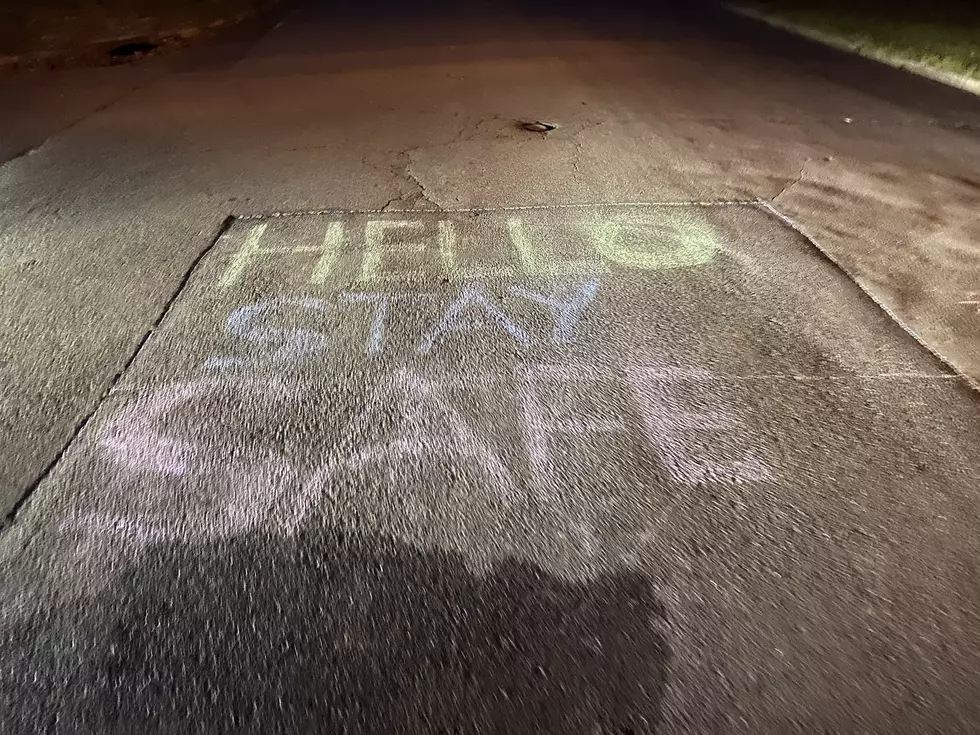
[205,278,601,368]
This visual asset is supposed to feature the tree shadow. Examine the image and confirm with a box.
[4,528,671,734]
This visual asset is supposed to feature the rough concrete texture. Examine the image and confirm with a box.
[4,202,980,733]
[774,158,980,380]
[1,2,980,732]
[0,64,159,162]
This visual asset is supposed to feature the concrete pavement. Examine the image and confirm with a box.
[1,2,980,732]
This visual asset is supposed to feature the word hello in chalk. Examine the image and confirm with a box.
[217,210,720,287]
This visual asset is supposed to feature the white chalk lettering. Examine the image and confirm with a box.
[520,366,628,498]
[290,369,514,529]
[627,366,772,484]
[100,381,207,477]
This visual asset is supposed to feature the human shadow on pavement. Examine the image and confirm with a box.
[6,527,672,734]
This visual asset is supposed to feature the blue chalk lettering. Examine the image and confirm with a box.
[205,297,330,369]
[340,292,389,355]
[510,278,599,344]
[418,281,532,355]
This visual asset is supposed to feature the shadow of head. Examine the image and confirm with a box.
[58,529,670,733]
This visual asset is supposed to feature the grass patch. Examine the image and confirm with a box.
[742,0,980,82]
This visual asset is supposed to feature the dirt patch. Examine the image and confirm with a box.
[0,0,282,71]
[107,40,159,58]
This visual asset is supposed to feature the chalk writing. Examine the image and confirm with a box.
[520,366,628,500]
[313,221,344,283]
[590,211,716,271]
[418,281,533,355]
[216,210,719,287]
[115,206,768,543]
[290,369,515,530]
[439,219,515,279]
[626,366,772,485]
[362,219,433,282]
[66,459,299,551]
[340,292,389,354]
[510,278,599,344]
[204,296,330,370]
[506,217,599,277]
[219,222,341,289]
[205,278,596,368]
[96,378,300,536]
[88,364,777,560]
[100,380,206,477]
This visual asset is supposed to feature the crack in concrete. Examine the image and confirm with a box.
[1,214,237,531]
[571,139,584,180]
[772,157,810,203]
[450,115,505,145]
[570,119,605,138]
[368,116,510,212]
[759,199,980,394]
[378,150,440,212]
[371,115,560,211]
[0,83,145,171]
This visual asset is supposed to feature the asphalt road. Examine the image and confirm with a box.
[2,2,980,733]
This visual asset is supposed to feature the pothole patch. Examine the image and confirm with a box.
[519,121,558,133]
[108,40,158,58]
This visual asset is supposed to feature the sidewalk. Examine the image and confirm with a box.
[0,3,979,520]
[2,8,980,728]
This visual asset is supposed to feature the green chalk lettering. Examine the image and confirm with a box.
[218,221,347,289]
[361,219,429,282]
[591,212,717,271]
[506,217,597,277]
[439,220,514,279]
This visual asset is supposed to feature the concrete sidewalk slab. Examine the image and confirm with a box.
[1,9,979,519]
[772,157,980,383]
[0,65,155,164]
[1,5,980,729]
[3,203,979,732]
